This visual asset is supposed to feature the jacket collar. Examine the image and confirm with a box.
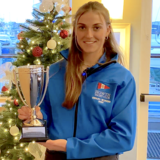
[60,49,69,60]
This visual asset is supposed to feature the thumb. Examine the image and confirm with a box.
[35,106,41,112]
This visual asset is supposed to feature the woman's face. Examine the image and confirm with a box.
[76,11,110,57]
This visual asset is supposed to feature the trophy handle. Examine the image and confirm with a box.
[13,69,28,107]
[37,66,49,106]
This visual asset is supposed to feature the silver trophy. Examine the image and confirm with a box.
[13,65,49,142]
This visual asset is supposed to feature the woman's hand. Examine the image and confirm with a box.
[18,106,32,122]
[38,139,67,152]
[18,106,43,122]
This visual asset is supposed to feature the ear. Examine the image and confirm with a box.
[105,25,111,37]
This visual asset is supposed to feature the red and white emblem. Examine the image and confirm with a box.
[98,83,110,89]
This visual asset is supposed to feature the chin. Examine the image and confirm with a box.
[82,50,95,54]
[81,47,95,53]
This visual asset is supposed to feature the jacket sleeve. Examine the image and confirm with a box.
[66,76,137,159]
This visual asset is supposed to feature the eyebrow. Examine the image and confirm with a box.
[77,23,103,26]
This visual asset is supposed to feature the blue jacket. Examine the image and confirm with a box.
[40,49,137,159]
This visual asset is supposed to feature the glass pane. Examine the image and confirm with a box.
[0,103,5,107]
[0,1,41,55]
[0,58,16,91]
[0,0,41,92]
[147,0,160,159]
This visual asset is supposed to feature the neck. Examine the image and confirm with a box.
[82,48,104,68]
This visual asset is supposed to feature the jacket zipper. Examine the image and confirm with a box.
[73,101,78,137]
[73,60,117,137]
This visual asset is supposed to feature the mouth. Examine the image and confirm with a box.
[84,41,96,44]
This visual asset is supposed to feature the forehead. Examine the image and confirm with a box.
[78,11,105,25]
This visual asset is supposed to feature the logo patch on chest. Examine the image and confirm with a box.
[92,90,111,103]
[95,90,110,99]
[92,82,112,104]
[98,83,110,90]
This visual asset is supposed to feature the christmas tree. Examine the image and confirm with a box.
[0,0,71,159]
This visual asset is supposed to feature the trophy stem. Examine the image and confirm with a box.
[23,108,43,126]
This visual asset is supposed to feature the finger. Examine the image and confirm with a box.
[21,106,28,110]
[18,109,27,116]
[22,106,31,114]
[18,108,31,118]
[46,140,53,145]
[17,108,22,114]
[35,106,41,112]
[24,118,31,123]
[18,107,29,115]
[18,114,29,120]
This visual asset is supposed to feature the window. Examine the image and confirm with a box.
[0,0,42,92]
[0,0,72,103]
[147,0,160,159]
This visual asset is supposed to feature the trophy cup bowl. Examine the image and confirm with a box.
[13,65,49,142]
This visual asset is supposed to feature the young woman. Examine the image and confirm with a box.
[18,2,137,160]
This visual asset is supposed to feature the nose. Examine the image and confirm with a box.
[86,28,93,38]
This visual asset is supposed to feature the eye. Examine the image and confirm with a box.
[78,26,85,30]
[94,26,101,30]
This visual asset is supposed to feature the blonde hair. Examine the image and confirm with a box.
[62,1,125,109]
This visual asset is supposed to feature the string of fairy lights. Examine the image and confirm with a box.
[17,17,68,66]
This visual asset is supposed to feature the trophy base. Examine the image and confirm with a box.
[20,136,48,142]
[20,120,49,142]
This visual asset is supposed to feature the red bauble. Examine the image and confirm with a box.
[69,7,72,12]
[14,99,19,106]
[32,46,43,57]
[1,86,8,92]
[60,30,68,39]
[17,31,24,40]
